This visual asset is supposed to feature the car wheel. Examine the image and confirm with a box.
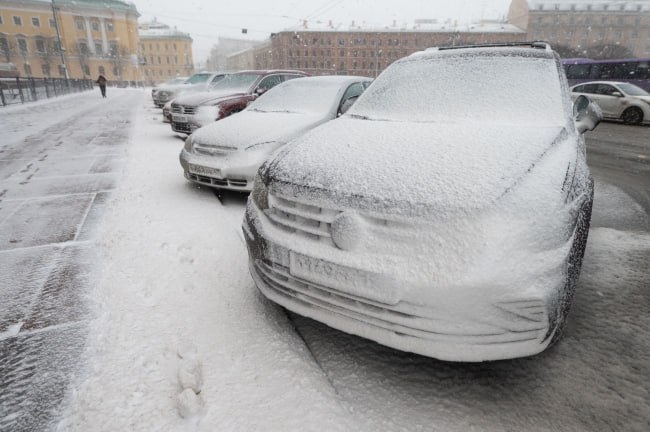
[549,188,593,347]
[621,107,643,125]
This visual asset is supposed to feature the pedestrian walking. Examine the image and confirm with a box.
[96,74,107,98]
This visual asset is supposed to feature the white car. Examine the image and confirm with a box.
[243,43,602,362]
[570,81,650,125]
[153,72,227,107]
[179,76,371,191]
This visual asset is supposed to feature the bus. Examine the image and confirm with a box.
[562,58,650,91]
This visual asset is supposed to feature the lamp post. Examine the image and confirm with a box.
[50,0,69,80]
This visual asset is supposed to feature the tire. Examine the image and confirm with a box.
[621,107,643,125]
[549,188,593,347]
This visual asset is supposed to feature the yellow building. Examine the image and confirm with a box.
[0,0,140,81]
[138,19,194,85]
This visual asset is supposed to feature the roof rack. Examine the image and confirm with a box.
[437,41,551,51]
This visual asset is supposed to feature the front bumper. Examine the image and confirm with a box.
[179,149,264,192]
[242,198,573,362]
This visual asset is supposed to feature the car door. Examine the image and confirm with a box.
[592,84,624,117]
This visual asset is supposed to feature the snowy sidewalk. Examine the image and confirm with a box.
[58,94,359,431]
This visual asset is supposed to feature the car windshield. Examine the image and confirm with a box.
[248,79,343,115]
[210,73,260,92]
[349,54,566,125]
[617,82,649,96]
[184,73,212,84]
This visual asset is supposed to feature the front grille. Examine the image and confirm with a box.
[266,193,340,242]
[193,143,237,156]
[173,122,192,133]
[188,173,247,188]
[171,104,196,115]
[253,259,547,345]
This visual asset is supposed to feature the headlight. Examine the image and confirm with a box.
[183,135,193,152]
[245,141,280,152]
[251,173,269,210]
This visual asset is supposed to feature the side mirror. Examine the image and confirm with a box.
[611,91,623,97]
[573,95,602,134]
[255,87,268,96]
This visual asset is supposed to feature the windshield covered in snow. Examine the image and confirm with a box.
[185,73,212,84]
[617,83,649,96]
[348,55,566,125]
[248,79,343,115]
[209,73,260,93]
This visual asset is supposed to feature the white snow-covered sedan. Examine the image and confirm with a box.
[570,81,650,125]
[179,76,371,191]
[243,43,602,362]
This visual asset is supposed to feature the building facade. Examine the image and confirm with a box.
[226,21,524,77]
[0,0,141,81]
[206,36,260,71]
[508,0,650,58]
[138,19,194,85]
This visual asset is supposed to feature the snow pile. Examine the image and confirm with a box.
[58,95,360,431]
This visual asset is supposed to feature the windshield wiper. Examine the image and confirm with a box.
[347,113,372,120]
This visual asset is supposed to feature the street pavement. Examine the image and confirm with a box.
[0,90,140,431]
[0,91,648,431]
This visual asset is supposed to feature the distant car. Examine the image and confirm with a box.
[170,69,308,134]
[243,43,602,362]
[152,77,187,101]
[570,81,650,125]
[179,76,371,191]
[153,72,227,107]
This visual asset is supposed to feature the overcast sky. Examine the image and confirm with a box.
[134,0,513,62]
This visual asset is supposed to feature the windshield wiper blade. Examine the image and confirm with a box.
[347,113,372,120]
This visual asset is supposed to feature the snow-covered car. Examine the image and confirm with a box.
[570,81,650,125]
[170,70,308,134]
[153,72,227,107]
[152,76,188,102]
[243,42,602,362]
[179,76,371,191]
[162,100,173,123]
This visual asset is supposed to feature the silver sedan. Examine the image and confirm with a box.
[179,76,371,192]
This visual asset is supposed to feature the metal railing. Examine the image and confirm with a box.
[0,77,95,107]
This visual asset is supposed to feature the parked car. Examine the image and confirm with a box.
[152,76,187,102]
[570,81,650,125]
[162,100,173,123]
[242,43,602,362]
[170,69,308,134]
[153,72,227,107]
[179,76,371,191]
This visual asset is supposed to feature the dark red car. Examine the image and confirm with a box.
[170,70,308,134]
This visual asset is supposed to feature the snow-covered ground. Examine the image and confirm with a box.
[2,91,648,431]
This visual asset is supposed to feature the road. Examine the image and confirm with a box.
[0,90,140,431]
[0,91,648,431]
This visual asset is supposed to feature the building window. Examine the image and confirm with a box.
[0,37,9,60]
[35,39,46,53]
[174,55,178,64]
[76,19,84,30]
[49,18,56,28]
[17,38,28,54]
[109,42,118,56]
[0,16,3,25]
[106,21,114,32]
[13,16,23,26]
[99,65,105,75]
[78,41,89,54]
[24,63,31,75]
[166,56,170,64]
[95,41,103,55]
[31,17,40,27]
[83,65,90,76]
[92,21,100,32]
[42,64,50,75]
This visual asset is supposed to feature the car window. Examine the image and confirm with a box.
[572,85,585,93]
[581,84,599,94]
[596,84,617,96]
[281,74,305,82]
[257,74,283,91]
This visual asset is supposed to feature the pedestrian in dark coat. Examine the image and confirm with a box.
[96,74,107,98]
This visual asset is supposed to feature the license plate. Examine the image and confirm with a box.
[188,164,221,177]
[172,114,188,123]
[289,252,399,304]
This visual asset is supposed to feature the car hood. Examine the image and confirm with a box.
[266,118,568,217]
[174,90,247,106]
[191,110,328,149]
